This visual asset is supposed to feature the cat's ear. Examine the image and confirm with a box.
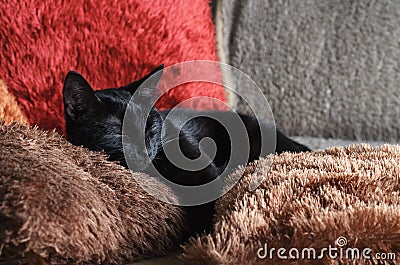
[125,64,164,96]
[63,71,101,122]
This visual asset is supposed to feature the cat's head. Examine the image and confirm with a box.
[63,65,164,169]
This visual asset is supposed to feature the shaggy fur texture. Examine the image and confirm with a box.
[182,145,400,264]
[0,0,224,133]
[0,123,187,264]
[0,80,27,125]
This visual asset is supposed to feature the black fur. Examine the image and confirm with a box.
[63,65,311,234]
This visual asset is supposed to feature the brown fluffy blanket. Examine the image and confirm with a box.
[2,122,400,264]
[182,145,400,264]
[0,123,187,264]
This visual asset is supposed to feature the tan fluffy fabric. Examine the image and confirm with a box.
[182,145,400,264]
[0,80,28,125]
[0,123,187,264]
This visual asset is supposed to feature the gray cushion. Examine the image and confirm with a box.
[292,136,393,150]
[216,0,400,142]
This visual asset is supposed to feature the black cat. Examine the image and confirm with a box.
[63,64,310,234]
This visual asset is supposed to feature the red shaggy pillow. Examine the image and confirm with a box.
[0,0,224,134]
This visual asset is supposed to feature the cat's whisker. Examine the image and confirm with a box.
[161,137,181,146]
